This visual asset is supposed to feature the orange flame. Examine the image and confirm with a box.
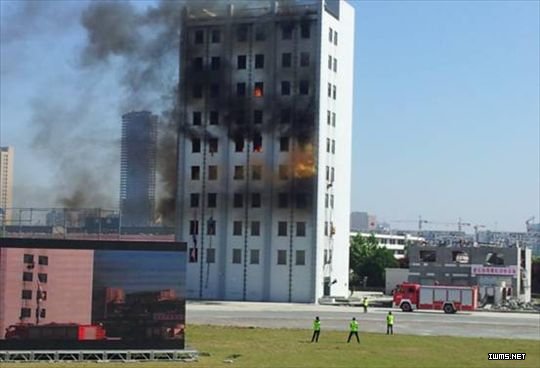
[292,143,316,179]
[254,87,263,97]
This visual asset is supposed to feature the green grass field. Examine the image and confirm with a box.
[7,325,540,368]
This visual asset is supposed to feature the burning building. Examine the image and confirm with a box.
[0,246,94,337]
[120,111,158,227]
[176,0,354,302]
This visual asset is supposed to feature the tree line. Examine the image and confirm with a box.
[349,234,408,289]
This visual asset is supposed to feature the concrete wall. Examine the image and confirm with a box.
[385,268,409,295]
[408,245,531,302]
[321,0,354,299]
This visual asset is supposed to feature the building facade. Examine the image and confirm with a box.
[408,244,532,303]
[0,147,14,224]
[176,0,354,302]
[0,247,94,336]
[120,111,158,227]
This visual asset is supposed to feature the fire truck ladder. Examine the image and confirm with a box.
[242,31,255,302]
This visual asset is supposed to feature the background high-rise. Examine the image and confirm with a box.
[120,111,158,227]
[0,147,14,224]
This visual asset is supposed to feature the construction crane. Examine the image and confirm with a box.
[457,217,472,232]
[388,216,427,231]
[389,216,453,232]
[389,217,476,233]
[421,218,474,232]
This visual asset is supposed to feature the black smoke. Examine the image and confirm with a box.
[4,0,310,220]
[78,0,305,223]
[28,92,117,208]
[78,0,234,224]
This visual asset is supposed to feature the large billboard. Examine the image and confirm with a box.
[0,237,186,350]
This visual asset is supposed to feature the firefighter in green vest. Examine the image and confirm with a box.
[363,297,369,313]
[386,311,394,335]
[347,317,360,343]
[311,316,321,342]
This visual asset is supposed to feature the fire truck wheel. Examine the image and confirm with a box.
[443,304,455,314]
[401,302,412,312]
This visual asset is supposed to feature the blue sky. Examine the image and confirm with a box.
[0,0,538,232]
[351,0,539,231]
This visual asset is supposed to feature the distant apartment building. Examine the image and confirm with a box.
[177,0,355,302]
[0,246,94,336]
[0,147,14,224]
[350,212,377,232]
[45,210,64,227]
[478,229,540,257]
[526,223,540,256]
[415,230,471,243]
[351,232,425,259]
[408,244,531,302]
[120,111,158,227]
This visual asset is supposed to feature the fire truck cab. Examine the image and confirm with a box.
[5,324,31,339]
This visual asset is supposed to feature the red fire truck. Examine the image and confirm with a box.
[393,283,478,313]
[5,323,106,340]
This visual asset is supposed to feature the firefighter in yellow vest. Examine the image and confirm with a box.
[311,316,321,342]
[363,297,369,313]
[347,317,360,343]
[386,311,394,335]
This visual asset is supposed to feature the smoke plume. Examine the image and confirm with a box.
[78,0,304,224]
[5,0,311,222]
[0,0,80,46]
[28,93,118,208]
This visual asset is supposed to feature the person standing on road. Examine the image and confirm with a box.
[311,316,321,343]
[363,297,369,313]
[386,311,394,335]
[347,317,360,343]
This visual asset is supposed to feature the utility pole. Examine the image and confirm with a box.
[473,224,486,243]
[418,215,428,232]
[458,218,471,232]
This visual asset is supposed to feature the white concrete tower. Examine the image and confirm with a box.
[177,0,354,302]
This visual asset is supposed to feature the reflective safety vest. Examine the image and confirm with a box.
[349,320,358,332]
[387,315,394,325]
[313,320,321,331]
[363,299,369,307]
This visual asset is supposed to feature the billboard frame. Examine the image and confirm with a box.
[0,349,198,363]
[0,237,187,351]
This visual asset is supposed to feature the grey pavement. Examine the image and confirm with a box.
[186,301,540,340]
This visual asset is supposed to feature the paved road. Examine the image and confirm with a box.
[187,301,540,340]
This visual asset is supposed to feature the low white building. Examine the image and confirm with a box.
[350,232,425,259]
